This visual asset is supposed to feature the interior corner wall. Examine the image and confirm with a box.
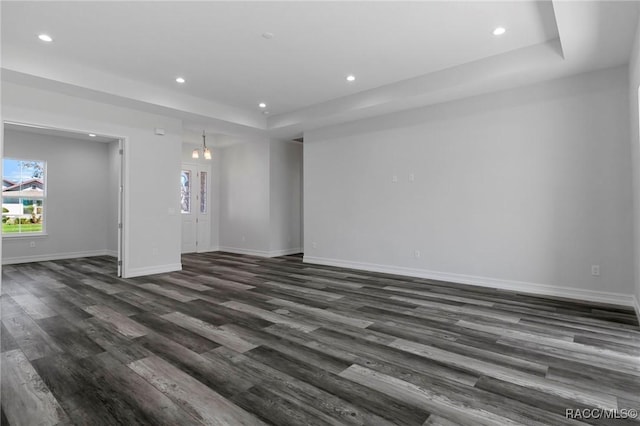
[304,65,634,305]
[269,139,302,255]
[629,17,640,315]
[3,129,110,263]
[218,139,271,255]
[2,81,183,277]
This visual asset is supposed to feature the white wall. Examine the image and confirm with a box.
[3,129,111,263]
[215,138,303,257]
[218,139,271,255]
[269,140,303,255]
[2,82,183,277]
[629,19,640,315]
[304,66,635,305]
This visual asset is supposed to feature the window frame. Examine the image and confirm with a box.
[2,158,47,238]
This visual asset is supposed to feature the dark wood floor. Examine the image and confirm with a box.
[1,252,639,425]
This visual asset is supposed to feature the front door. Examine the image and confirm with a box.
[181,164,210,253]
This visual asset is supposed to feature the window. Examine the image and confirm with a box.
[180,170,191,214]
[2,159,46,235]
[200,171,207,214]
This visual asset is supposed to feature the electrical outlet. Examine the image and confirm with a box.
[591,265,600,277]
[414,250,421,258]
[29,241,35,248]
[409,173,415,182]
[392,175,398,183]
[241,236,246,242]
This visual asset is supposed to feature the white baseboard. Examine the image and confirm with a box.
[269,247,303,257]
[105,250,118,258]
[197,246,219,253]
[219,246,302,258]
[2,250,111,265]
[303,256,636,307]
[124,263,182,278]
[219,246,271,257]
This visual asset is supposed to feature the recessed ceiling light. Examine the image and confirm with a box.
[258,102,267,108]
[346,75,356,82]
[88,133,96,137]
[493,27,506,36]
[262,32,274,39]
[176,77,186,84]
[38,34,53,42]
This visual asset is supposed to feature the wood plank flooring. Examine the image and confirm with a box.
[1,252,639,425]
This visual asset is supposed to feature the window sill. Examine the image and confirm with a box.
[2,233,48,239]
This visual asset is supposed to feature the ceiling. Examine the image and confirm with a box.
[4,122,119,144]
[2,1,639,140]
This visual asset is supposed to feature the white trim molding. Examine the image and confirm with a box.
[2,250,112,265]
[268,248,303,257]
[633,295,640,322]
[219,246,302,258]
[304,256,636,308]
[124,263,182,278]
[219,246,271,257]
[197,246,220,254]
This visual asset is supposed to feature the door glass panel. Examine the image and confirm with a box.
[180,170,191,214]
[200,171,207,214]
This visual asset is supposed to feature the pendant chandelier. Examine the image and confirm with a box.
[192,130,212,160]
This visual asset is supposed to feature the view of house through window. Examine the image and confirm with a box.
[2,158,46,235]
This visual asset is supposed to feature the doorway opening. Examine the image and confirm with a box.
[2,121,126,277]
